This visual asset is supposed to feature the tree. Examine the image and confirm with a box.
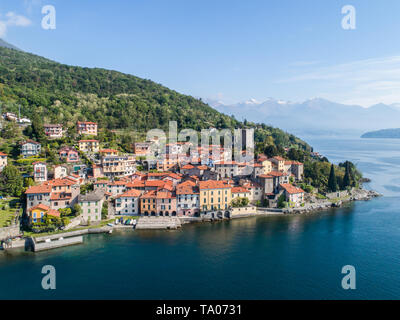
[59,208,72,217]
[328,164,338,192]
[0,165,24,196]
[277,194,287,208]
[342,161,355,189]
[1,122,19,139]
[73,204,82,217]
[102,202,108,220]
[264,145,278,158]
[31,113,45,143]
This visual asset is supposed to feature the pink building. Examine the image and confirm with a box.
[77,121,98,136]
[44,124,64,139]
[59,147,80,163]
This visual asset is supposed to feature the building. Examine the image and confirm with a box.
[93,180,109,192]
[279,184,305,207]
[107,181,127,197]
[78,190,105,223]
[180,163,210,177]
[101,155,136,178]
[79,140,100,153]
[115,189,141,215]
[28,204,60,224]
[140,190,177,216]
[231,186,250,199]
[54,165,68,179]
[270,156,286,172]
[133,142,151,155]
[25,185,52,210]
[140,190,157,215]
[155,155,179,172]
[3,112,18,121]
[240,181,263,203]
[0,152,7,172]
[25,177,80,211]
[77,121,98,136]
[44,124,64,139]
[176,181,200,216]
[155,191,176,216]
[284,161,304,181]
[258,171,290,195]
[33,162,47,182]
[100,149,119,156]
[199,180,232,212]
[48,178,81,211]
[59,147,80,163]
[214,161,239,179]
[20,140,41,158]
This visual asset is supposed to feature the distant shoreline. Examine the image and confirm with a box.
[361,128,400,139]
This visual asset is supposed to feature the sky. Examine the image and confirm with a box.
[1,0,400,107]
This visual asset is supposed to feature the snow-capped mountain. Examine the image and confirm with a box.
[207,97,400,137]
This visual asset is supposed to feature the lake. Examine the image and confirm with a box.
[1,137,400,300]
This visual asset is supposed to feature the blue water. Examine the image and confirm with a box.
[1,138,400,299]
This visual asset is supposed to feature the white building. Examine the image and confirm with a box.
[78,190,105,223]
[0,152,7,172]
[33,162,47,182]
[115,189,141,215]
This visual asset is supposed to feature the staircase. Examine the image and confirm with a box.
[135,217,182,230]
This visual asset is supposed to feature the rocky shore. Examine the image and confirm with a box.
[283,188,382,214]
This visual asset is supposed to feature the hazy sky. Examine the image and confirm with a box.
[1,0,400,106]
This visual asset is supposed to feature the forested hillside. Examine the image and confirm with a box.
[0,44,365,193]
[0,45,310,152]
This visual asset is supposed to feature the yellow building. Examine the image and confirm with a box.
[261,159,272,174]
[79,140,100,153]
[29,204,60,224]
[199,180,232,212]
[271,156,285,172]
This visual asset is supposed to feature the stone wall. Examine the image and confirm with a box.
[325,190,349,199]
[0,225,21,241]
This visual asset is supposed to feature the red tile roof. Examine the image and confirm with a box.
[199,180,231,190]
[109,181,127,186]
[77,121,97,125]
[48,209,61,217]
[280,183,305,194]
[231,187,250,194]
[0,152,7,156]
[25,185,52,194]
[100,149,118,153]
[182,164,194,169]
[116,189,142,198]
[29,204,50,211]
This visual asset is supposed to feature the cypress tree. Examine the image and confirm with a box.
[343,162,351,188]
[328,164,337,192]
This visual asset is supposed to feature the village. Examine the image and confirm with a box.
[0,116,379,251]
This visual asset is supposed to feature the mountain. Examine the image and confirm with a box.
[361,128,400,139]
[0,45,310,152]
[0,39,20,51]
[211,98,400,137]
